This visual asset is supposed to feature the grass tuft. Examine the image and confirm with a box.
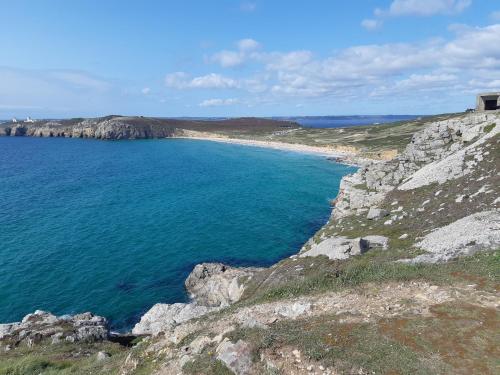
[484,123,496,133]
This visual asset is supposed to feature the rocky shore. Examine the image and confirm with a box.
[0,116,299,140]
[0,116,366,164]
[1,112,499,374]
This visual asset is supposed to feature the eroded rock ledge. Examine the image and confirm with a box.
[0,310,108,349]
[133,263,261,336]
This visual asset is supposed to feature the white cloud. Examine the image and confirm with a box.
[190,73,239,88]
[237,38,260,52]
[264,51,313,71]
[199,98,239,107]
[164,72,190,88]
[490,11,500,21]
[165,72,239,89]
[141,87,151,94]
[240,2,256,12]
[210,38,261,67]
[361,19,383,31]
[167,24,500,104]
[367,0,471,30]
[211,50,246,68]
[383,0,471,17]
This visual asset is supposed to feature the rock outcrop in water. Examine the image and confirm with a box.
[133,263,261,336]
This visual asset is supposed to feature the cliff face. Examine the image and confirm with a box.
[301,111,500,263]
[333,112,499,218]
[0,116,177,140]
[0,116,299,140]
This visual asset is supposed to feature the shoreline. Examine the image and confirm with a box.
[0,133,365,332]
[0,135,359,332]
[174,135,366,166]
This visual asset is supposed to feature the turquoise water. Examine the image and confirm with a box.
[0,137,355,329]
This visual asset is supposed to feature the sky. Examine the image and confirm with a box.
[1,0,499,118]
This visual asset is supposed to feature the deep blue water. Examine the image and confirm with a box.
[280,115,421,128]
[0,137,355,330]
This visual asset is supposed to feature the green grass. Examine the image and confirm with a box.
[0,356,71,375]
[182,344,233,375]
[0,341,128,375]
[224,300,498,374]
[484,123,496,133]
[226,316,440,374]
[241,250,499,305]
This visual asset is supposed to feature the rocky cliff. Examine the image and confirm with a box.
[0,116,298,140]
[301,111,500,263]
[0,112,499,375]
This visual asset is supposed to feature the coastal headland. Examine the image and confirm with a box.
[0,112,499,374]
[0,114,459,163]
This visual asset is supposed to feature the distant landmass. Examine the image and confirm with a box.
[1,115,422,129]
[273,115,422,128]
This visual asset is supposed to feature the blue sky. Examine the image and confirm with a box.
[1,0,499,118]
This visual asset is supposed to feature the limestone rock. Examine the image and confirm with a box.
[96,351,111,361]
[0,310,108,346]
[216,339,254,375]
[363,235,389,249]
[185,263,260,307]
[300,236,368,260]
[132,303,216,336]
[274,302,311,318]
[300,234,390,260]
[366,207,389,220]
[333,112,499,220]
[405,210,500,263]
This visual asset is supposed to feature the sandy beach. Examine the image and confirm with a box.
[175,135,357,160]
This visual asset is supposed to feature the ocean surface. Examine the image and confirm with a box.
[0,137,355,330]
[283,115,421,128]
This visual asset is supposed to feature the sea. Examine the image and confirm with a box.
[280,115,421,128]
[0,137,356,330]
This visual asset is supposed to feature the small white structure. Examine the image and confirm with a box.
[25,116,34,123]
[12,118,17,123]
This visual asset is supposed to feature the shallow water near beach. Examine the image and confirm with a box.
[0,137,355,330]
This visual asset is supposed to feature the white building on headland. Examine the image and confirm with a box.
[25,116,35,123]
